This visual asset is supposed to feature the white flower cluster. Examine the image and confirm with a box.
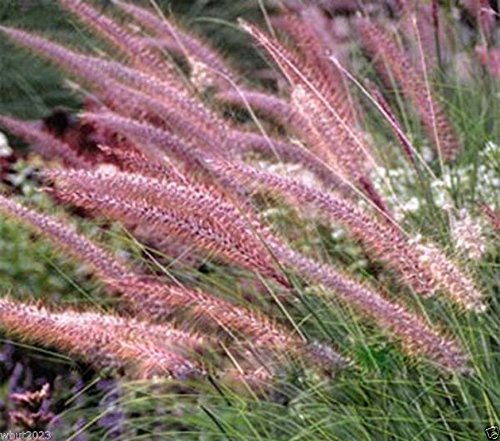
[429,173,454,210]
[476,141,500,202]
[255,160,320,189]
[256,161,321,221]
[370,164,420,221]
[370,140,499,222]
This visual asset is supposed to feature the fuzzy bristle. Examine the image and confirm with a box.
[0,298,204,379]
[356,17,461,163]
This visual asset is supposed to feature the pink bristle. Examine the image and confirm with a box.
[0,115,91,169]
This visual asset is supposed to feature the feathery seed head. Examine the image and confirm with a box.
[0,298,204,379]
[356,17,460,162]
[45,168,289,286]
[0,194,127,280]
[0,115,90,169]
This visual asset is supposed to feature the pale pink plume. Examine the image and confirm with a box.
[240,19,387,212]
[109,275,347,372]
[356,17,461,163]
[40,163,469,371]
[476,46,500,77]
[398,0,451,71]
[0,297,204,379]
[217,89,302,127]
[208,159,486,313]
[463,0,497,42]
[59,0,182,88]
[113,0,240,89]
[265,239,468,373]
[364,80,418,170]
[0,25,223,131]
[44,168,289,286]
[0,193,343,371]
[0,194,127,280]
[0,115,90,169]
[271,9,356,124]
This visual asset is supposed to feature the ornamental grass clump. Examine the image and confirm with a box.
[0,0,494,397]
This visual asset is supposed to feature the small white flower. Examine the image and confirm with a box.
[403,197,420,212]
[483,140,499,156]
[408,234,422,246]
[422,146,434,162]
[331,228,345,240]
[0,131,12,157]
